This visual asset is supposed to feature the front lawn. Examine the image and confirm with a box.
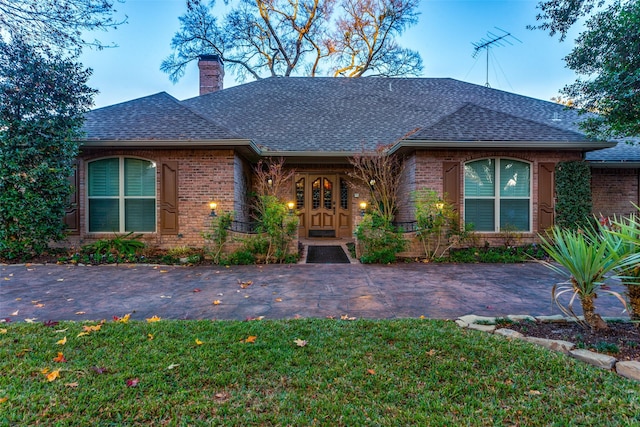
[1,318,639,425]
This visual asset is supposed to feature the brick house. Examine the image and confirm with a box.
[64,55,617,252]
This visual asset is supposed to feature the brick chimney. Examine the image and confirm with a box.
[198,54,224,95]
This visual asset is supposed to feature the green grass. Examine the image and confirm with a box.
[2,319,639,426]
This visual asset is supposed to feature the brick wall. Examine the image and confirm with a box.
[591,167,640,217]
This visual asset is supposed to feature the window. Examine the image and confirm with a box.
[464,158,531,232]
[88,157,157,232]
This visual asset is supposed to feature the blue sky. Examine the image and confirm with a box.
[80,0,583,108]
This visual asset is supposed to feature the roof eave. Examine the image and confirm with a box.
[587,160,640,168]
[389,140,616,154]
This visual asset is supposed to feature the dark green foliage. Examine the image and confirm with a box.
[0,38,95,260]
[447,244,547,263]
[563,0,640,139]
[254,195,299,263]
[202,212,233,264]
[554,161,592,230]
[355,213,406,263]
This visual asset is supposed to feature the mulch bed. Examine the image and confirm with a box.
[506,320,640,361]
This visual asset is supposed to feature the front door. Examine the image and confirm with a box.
[295,173,351,238]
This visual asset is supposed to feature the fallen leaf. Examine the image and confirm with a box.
[56,336,67,345]
[75,311,86,315]
[0,397,8,403]
[34,303,45,308]
[41,368,50,374]
[193,288,201,293]
[76,332,90,337]
[275,298,283,302]
[82,324,102,332]
[160,295,171,299]
[244,335,257,343]
[10,310,18,316]
[367,369,376,375]
[212,300,221,305]
[167,363,180,370]
[426,349,436,356]
[147,333,154,340]
[340,314,356,321]
[0,329,7,334]
[238,280,253,289]
[146,315,161,323]
[195,339,203,345]
[214,392,230,401]
[294,338,307,347]
[56,278,64,282]
[126,378,140,387]
[91,366,108,374]
[159,270,168,273]
[54,328,68,333]
[113,313,131,323]
[528,390,542,396]
[3,277,9,281]
[46,369,60,382]
[65,382,79,388]
[24,318,37,323]
[43,320,59,327]
[53,352,67,363]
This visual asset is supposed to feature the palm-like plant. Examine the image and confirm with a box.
[538,226,626,330]
[601,213,640,321]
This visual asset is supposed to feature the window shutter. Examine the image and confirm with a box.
[63,161,80,234]
[538,162,555,231]
[443,161,460,211]
[160,161,179,234]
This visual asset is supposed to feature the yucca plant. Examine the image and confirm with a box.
[602,212,640,321]
[538,226,626,330]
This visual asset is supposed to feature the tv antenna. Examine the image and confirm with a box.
[472,28,522,87]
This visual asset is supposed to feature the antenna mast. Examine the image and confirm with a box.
[472,28,521,87]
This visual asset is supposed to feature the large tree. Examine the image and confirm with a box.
[0,39,96,259]
[562,1,640,138]
[161,0,422,82]
[531,0,640,139]
[0,0,126,53]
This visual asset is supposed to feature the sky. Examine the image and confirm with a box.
[80,0,584,109]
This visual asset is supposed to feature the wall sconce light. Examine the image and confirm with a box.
[435,202,445,211]
[287,201,295,214]
[267,178,273,187]
[209,201,217,217]
[359,201,367,216]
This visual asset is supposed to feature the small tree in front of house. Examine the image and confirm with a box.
[413,188,466,260]
[349,144,406,262]
[0,38,95,260]
[249,158,299,263]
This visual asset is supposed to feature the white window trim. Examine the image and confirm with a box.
[86,156,157,233]
[463,158,532,233]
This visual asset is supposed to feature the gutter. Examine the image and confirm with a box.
[388,140,616,154]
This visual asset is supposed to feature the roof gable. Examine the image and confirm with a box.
[82,92,240,141]
[408,103,589,142]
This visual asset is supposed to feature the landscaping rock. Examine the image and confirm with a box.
[569,349,617,370]
[507,315,536,322]
[458,315,496,325]
[495,328,524,339]
[522,337,575,354]
[468,323,496,333]
[615,361,640,382]
[535,315,566,323]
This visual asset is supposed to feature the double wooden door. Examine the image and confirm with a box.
[295,174,351,238]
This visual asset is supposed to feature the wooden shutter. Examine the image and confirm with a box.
[63,161,80,234]
[538,162,555,231]
[160,161,179,234]
[443,161,460,211]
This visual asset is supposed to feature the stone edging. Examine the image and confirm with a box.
[455,314,640,382]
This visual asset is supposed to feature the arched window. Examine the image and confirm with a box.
[88,157,156,233]
[464,158,531,232]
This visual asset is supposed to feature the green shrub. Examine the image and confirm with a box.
[202,212,233,264]
[255,195,299,263]
[227,249,256,265]
[81,232,146,262]
[355,213,405,263]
